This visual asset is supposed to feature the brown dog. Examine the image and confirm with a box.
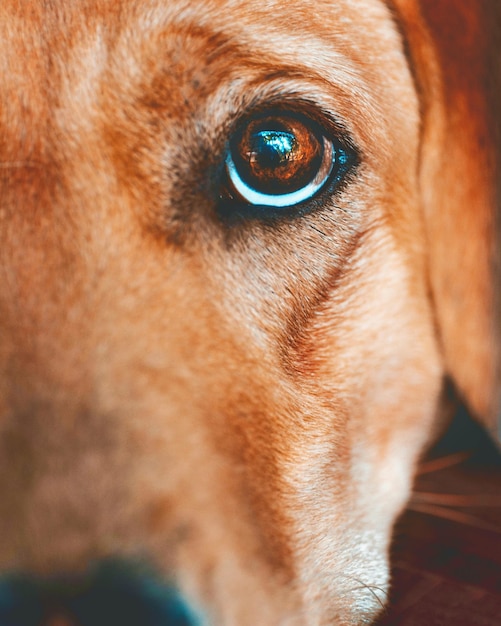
[0,0,499,624]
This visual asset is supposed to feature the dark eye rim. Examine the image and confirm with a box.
[216,104,359,222]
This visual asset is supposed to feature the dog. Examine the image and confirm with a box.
[0,0,499,624]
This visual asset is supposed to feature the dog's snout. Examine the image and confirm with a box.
[0,562,198,626]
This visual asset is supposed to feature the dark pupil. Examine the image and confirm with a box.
[233,117,323,196]
[251,131,297,169]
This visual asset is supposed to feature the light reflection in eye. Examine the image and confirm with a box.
[249,131,297,166]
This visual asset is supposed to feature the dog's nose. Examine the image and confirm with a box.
[0,562,198,626]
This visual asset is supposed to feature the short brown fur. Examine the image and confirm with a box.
[0,1,499,624]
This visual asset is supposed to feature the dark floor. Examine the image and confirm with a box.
[376,409,501,626]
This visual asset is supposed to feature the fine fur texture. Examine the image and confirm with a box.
[0,1,499,624]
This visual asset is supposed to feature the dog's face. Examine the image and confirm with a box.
[0,1,499,624]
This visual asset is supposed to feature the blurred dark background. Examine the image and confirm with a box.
[377,406,501,625]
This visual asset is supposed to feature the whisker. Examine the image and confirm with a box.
[341,576,387,609]
[416,450,473,475]
[412,491,501,507]
[408,502,501,533]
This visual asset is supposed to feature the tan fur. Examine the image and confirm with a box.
[0,1,498,624]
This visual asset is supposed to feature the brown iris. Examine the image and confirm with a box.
[230,114,324,196]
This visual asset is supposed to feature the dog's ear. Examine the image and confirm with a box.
[391,0,501,441]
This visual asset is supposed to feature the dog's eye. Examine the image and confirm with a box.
[224,112,352,209]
